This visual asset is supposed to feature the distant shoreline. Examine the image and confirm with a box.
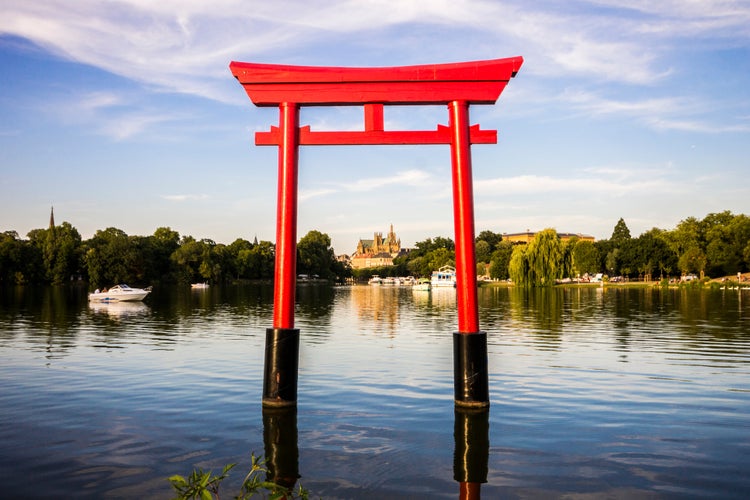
[481,273,750,289]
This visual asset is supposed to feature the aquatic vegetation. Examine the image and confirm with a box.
[169,453,308,500]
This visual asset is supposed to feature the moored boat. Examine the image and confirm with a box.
[431,265,457,288]
[413,278,431,291]
[368,275,383,285]
[88,284,151,302]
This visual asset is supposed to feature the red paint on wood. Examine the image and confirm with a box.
[364,104,384,131]
[273,103,299,330]
[230,57,523,106]
[255,124,496,146]
[449,101,480,334]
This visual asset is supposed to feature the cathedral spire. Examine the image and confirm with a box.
[49,206,55,229]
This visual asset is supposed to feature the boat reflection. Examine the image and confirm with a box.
[454,407,489,499]
[88,300,150,318]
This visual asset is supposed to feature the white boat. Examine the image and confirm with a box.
[413,278,431,291]
[431,265,457,288]
[88,284,151,302]
[368,275,383,285]
[191,282,209,289]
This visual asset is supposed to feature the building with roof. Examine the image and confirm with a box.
[503,230,595,244]
[350,224,405,269]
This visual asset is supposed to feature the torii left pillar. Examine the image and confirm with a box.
[261,102,301,408]
[230,57,523,409]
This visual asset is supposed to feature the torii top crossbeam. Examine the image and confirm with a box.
[230,57,523,146]
[230,56,523,106]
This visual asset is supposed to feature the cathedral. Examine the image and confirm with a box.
[350,224,403,269]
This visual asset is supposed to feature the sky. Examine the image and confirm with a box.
[1,1,749,255]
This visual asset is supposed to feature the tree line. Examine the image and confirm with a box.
[0,225,346,288]
[356,211,750,285]
[2,210,748,288]
[502,212,750,286]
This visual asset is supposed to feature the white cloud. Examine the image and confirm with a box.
[475,167,677,198]
[299,188,337,202]
[161,194,209,202]
[0,0,723,100]
[343,169,432,192]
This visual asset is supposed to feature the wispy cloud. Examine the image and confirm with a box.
[45,90,189,140]
[299,188,337,202]
[345,169,431,192]
[3,0,738,98]
[475,167,677,198]
[298,169,435,203]
[161,194,209,202]
[556,88,750,133]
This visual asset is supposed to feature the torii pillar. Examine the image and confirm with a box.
[230,57,523,409]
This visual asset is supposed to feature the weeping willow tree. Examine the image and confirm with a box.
[508,228,564,287]
[509,244,529,286]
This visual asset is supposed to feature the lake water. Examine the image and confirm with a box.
[1,284,749,499]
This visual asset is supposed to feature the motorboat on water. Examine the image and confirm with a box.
[368,275,383,285]
[88,284,151,302]
[431,265,457,288]
[413,278,432,291]
[191,282,209,289]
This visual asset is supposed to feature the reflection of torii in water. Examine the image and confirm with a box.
[231,57,522,496]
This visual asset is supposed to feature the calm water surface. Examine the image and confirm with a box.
[1,284,749,498]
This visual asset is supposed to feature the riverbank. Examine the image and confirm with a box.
[480,272,750,290]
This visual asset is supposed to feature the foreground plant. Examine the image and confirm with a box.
[168,453,308,500]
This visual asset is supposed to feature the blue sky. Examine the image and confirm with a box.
[1,1,749,255]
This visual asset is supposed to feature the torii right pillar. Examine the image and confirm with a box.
[449,98,488,408]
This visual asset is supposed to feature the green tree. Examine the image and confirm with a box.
[475,240,492,264]
[626,229,677,280]
[170,236,207,284]
[426,247,454,273]
[526,228,564,286]
[238,240,275,279]
[27,222,82,284]
[611,218,631,245]
[297,230,339,280]
[678,246,707,276]
[0,231,26,283]
[509,229,564,286]
[402,236,456,277]
[488,240,514,280]
[570,239,599,277]
[508,244,529,286]
[664,216,704,276]
[476,230,503,250]
[606,247,621,276]
[83,227,134,288]
[703,212,750,276]
[147,227,180,282]
[226,238,254,279]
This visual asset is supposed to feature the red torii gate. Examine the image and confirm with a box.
[230,56,523,410]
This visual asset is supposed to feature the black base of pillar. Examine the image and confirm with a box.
[262,328,299,408]
[453,407,489,484]
[453,331,489,408]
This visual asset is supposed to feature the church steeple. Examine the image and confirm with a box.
[49,206,55,229]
